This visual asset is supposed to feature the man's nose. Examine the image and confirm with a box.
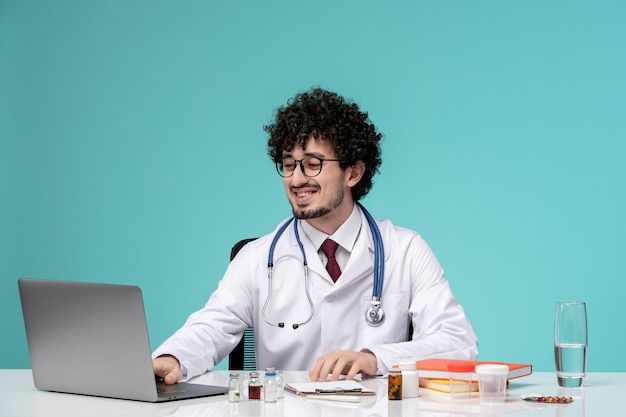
[290,162,309,185]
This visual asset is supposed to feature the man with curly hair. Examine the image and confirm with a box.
[153,88,478,384]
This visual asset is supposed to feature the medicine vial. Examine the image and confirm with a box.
[248,371,262,401]
[388,367,402,400]
[399,361,419,398]
[228,372,241,402]
[275,370,284,399]
[264,370,277,403]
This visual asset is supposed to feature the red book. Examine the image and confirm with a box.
[416,358,532,380]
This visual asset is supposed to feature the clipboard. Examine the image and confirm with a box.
[284,380,376,397]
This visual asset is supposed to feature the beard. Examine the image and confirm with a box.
[291,185,345,220]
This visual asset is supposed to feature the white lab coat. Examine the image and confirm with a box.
[153,208,478,378]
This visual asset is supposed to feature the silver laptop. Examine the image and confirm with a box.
[18,278,228,402]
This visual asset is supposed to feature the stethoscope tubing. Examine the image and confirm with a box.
[264,218,314,329]
[358,203,384,299]
[263,204,384,329]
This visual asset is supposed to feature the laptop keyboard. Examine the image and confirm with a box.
[157,384,189,395]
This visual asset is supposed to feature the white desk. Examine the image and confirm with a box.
[0,370,620,416]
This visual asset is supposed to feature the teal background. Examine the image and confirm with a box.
[2,0,624,372]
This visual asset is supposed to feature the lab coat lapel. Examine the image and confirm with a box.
[300,238,328,281]
[284,221,328,280]
[339,219,375,286]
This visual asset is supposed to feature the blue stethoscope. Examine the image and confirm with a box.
[262,203,385,329]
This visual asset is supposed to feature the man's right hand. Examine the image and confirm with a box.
[153,355,182,385]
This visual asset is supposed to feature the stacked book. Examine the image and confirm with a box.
[415,359,532,393]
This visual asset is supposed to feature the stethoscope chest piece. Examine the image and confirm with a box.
[365,298,385,327]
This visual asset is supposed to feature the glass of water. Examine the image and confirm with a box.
[554,301,588,387]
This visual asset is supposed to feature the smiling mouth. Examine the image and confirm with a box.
[291,186,318,204]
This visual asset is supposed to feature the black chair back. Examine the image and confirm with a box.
[228,238,257,370]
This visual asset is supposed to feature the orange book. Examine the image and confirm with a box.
[415,358,532,380]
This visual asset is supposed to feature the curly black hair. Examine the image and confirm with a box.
[265,88,383,201]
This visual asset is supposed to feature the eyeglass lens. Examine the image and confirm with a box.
[278,157,324,177]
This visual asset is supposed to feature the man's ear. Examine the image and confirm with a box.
[346,161,365,188]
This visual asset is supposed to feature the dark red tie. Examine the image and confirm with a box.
[321,239,341,282]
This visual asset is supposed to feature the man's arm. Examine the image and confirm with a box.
[150,239,265,380]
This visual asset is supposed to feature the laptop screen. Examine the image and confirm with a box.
[18,278,227,402]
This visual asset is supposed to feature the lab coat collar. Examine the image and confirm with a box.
[299,204,361,253]
[295,206,375,288]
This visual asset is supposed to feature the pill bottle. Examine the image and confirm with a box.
[388,367,402,400]
[399,361,419,398]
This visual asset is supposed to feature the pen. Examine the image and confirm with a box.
[315,388,363,394]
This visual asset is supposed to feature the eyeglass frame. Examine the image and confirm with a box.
[276,156,345,178]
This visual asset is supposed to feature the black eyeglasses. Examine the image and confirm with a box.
[276,157,344,178]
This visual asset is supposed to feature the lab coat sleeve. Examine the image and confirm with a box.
[365,232,478,375]
[152,242,261,380]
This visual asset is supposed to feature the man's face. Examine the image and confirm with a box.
[281,137,354,224]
